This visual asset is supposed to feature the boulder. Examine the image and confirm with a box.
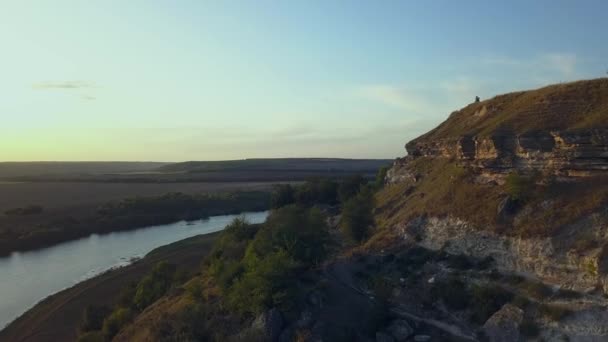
[252,308,284,342]
[482,304,524,342]
[386,319,414,341]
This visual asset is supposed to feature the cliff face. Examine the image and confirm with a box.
[405,128,608,177]
[403,78,608,178]
[380,79,608,292]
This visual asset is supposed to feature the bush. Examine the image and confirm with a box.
[211,206,332,315]
[80,305,111,332]
[505,172,534,201]
[102,307,134,339]
[340,188,374,243]
[294,178,339,206]
[228,250,299,314]
[133,261,177,310]
[338,175,367,203]
[248,206,330,265]
[374,166,390,189]
[271,184,295,209]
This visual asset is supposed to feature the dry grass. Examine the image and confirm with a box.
[413,78,608,143]
[373,157,608,241]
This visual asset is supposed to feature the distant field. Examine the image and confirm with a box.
[0,181,279,212]
[0,158,392,183]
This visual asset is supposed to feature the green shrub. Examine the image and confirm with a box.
[102,307,134,339]
[248,206,330,265]
[340,188,374,243]
[80,305,111,332]
[270,184,295,209]
[505,172,534,201]
[227,250,299,314]
[133,261,177,310]
[338,174,367,203]
[374,166,390,189]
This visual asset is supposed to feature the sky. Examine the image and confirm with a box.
[1,1,607,162]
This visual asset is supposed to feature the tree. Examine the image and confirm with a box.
[374,166,390,189]
[133,261,176,310]
[102,308,134,339]
[340,188,374,243]
[270,184,295,208]
[338,174,367,203]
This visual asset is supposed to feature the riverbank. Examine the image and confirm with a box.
[0,188,271,256]
[0,231,221,342]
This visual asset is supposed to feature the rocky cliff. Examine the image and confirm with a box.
[382,78,608,277]
[376,79,608,340]
[401,78,608,179]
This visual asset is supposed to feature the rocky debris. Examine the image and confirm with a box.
[482,304,523,342]
[252,308,284,342]
[376,331,396,342]
[386,319,414,341]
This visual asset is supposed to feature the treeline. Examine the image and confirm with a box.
[270,167,387,208]
[0,191,270,256]
[271,168,388,243]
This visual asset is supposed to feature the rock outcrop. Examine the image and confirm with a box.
[405,128,608,177]
[398,78,608,179]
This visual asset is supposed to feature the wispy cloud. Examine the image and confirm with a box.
[33,80,96,90]
[356,85,432,113]
[33,80,98,101]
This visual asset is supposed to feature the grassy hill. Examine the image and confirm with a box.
[411,78,608,146]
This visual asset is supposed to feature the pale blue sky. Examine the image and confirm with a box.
[1,1,606,161]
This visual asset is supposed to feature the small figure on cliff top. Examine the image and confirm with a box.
[475,96,480,103]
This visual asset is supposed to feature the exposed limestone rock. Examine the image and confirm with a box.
[404,214,608,292]
[405,129,608,177]
[482,304,523,342]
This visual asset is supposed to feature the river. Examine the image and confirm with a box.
[0,211,268,328]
